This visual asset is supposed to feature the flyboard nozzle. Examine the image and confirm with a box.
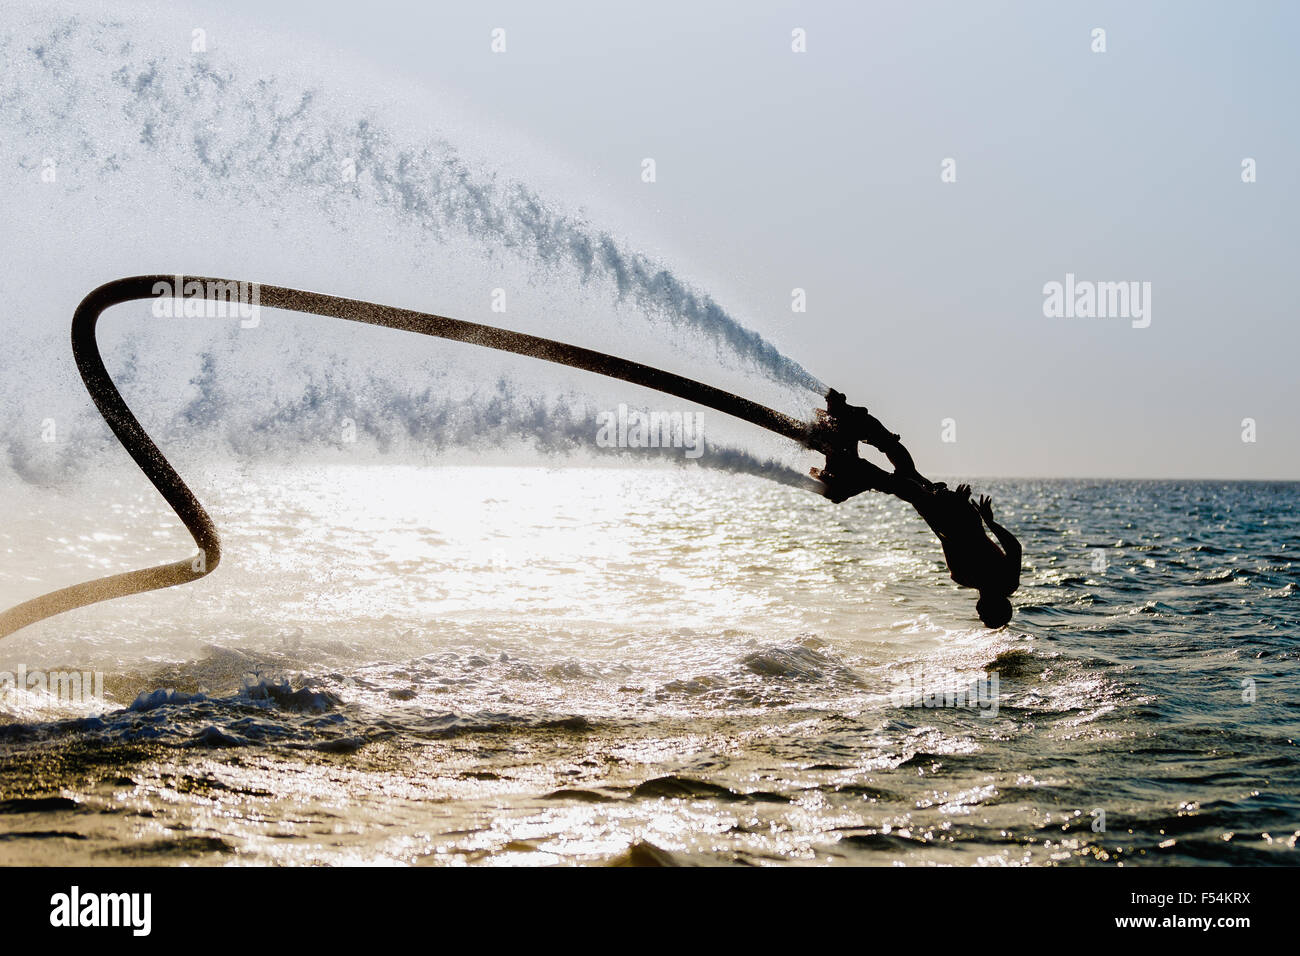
[805,388,872,503]
[806,388,918,504]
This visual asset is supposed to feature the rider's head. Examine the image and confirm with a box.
[976,592,1013,629]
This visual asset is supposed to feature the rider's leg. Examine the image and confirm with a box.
[810,451,894,503]
[856,415,929,488]
[824,390,929,487]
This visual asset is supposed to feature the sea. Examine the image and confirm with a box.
[1,466,1296,865]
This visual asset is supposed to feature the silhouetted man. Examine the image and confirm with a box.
[808,390,1021,628]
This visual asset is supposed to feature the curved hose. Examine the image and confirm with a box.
[0,275,818,639]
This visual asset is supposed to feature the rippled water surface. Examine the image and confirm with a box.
[1,466,1297,865]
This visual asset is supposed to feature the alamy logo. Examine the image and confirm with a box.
[0,665,104,705]
[889,668,1000,718]
[49,886,151,936]
[1042,273,1151,328]
[151,275,261,328]
[595,403,705,459]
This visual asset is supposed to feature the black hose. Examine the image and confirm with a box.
[0,275,819,639]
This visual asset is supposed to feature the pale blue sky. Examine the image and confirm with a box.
[182,1,1300,477]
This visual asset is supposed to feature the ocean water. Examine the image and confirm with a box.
[1,465,1296,865]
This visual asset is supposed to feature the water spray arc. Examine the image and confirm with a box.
[0,275,838,640]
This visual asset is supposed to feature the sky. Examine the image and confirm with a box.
[38,1,1300,478]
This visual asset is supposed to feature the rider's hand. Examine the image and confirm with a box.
[976,494,994,522]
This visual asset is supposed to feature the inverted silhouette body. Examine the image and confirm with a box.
[808,389,1022,628]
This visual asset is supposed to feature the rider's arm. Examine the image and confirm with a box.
[974,496,1019,561]
[985,517,1022,579]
